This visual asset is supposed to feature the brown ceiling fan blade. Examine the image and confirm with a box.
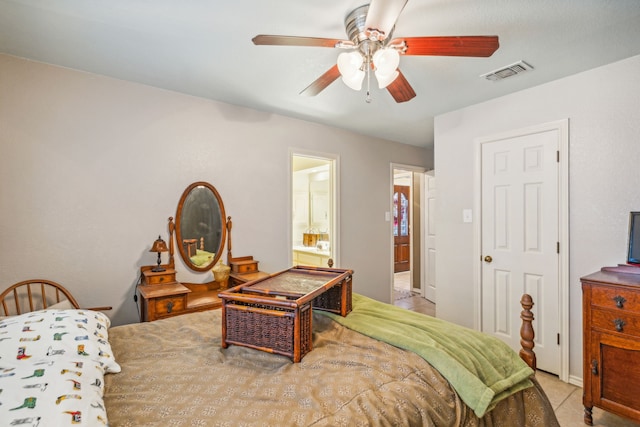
[386,70,416,103]
[396,36,499,57]
[300,65,341,96]
[252,35,344,48]
[365,0,408,40]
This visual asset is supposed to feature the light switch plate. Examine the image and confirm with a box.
[463,209,473,223]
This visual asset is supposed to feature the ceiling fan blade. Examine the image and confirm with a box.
[365,0,408,40]
[300,64,341,96]
[386,70,416,103]
[252,35,344,48]
[395,36,499,57]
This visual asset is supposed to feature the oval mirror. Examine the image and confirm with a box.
[175,182,226,272]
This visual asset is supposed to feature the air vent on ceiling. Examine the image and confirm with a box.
[481,61,533,81]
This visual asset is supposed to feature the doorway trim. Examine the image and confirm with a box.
[472,119,569,382]
[390,163,426,302]
[289,149,340,268]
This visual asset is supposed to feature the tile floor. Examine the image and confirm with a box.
[392,272,640,427]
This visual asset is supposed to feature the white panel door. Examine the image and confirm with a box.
[425,172,436,302]
[481,129,560,374]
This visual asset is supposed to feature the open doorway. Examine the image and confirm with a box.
[393,170,412,303]
[392,166,423,301]
[392,166,436,317]
[291,153,338,268]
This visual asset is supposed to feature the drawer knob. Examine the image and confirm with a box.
[166,301,174,313]
[613,318,626,332]
[591,360,598,375]
[613,295,626,308]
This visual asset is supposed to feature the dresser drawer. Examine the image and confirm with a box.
[591,308,640,336]
[590,285,640,314]
[154,295,186,317]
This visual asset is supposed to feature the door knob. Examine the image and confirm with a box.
[484,255,493,263]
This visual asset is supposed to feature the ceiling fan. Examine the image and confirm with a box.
[252,0,499,103]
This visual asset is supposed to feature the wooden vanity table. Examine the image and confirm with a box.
[137,181,266,322]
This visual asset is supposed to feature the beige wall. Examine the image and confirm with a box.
[0,54,432,326]
[434,54,640,382]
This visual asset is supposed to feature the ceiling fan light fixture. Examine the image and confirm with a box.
[253,1,500,103]
[341,69,366,90]
[375,69,399,88]
[372,48,400,75]
[337,51,363,76]
[337,51,366,90]
[372,48,400,88]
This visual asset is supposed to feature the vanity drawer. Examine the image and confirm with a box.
[590,285,640,314]
[154,295,186,317]
[143,269,177,285]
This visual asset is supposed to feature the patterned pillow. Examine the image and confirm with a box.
[0,309,120,426]
[0,358,110,425]
[0,309,120,374]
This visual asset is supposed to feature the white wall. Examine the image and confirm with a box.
[0,54,432,326]
[434,54,640,381]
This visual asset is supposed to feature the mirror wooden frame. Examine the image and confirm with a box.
[174,181,227,272]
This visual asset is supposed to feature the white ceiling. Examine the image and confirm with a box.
[1,0,639,149]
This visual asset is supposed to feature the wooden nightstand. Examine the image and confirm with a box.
[138,281,190,322]
[138,268,189,322]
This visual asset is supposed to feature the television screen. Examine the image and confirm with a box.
[628,212,640,264]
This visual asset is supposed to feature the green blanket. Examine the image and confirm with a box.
[317,293,534,418]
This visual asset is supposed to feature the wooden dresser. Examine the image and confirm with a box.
[582,269,640,425]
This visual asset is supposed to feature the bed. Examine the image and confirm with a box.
[0,280,559,426]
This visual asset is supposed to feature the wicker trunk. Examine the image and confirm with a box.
[220,266,353,362]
